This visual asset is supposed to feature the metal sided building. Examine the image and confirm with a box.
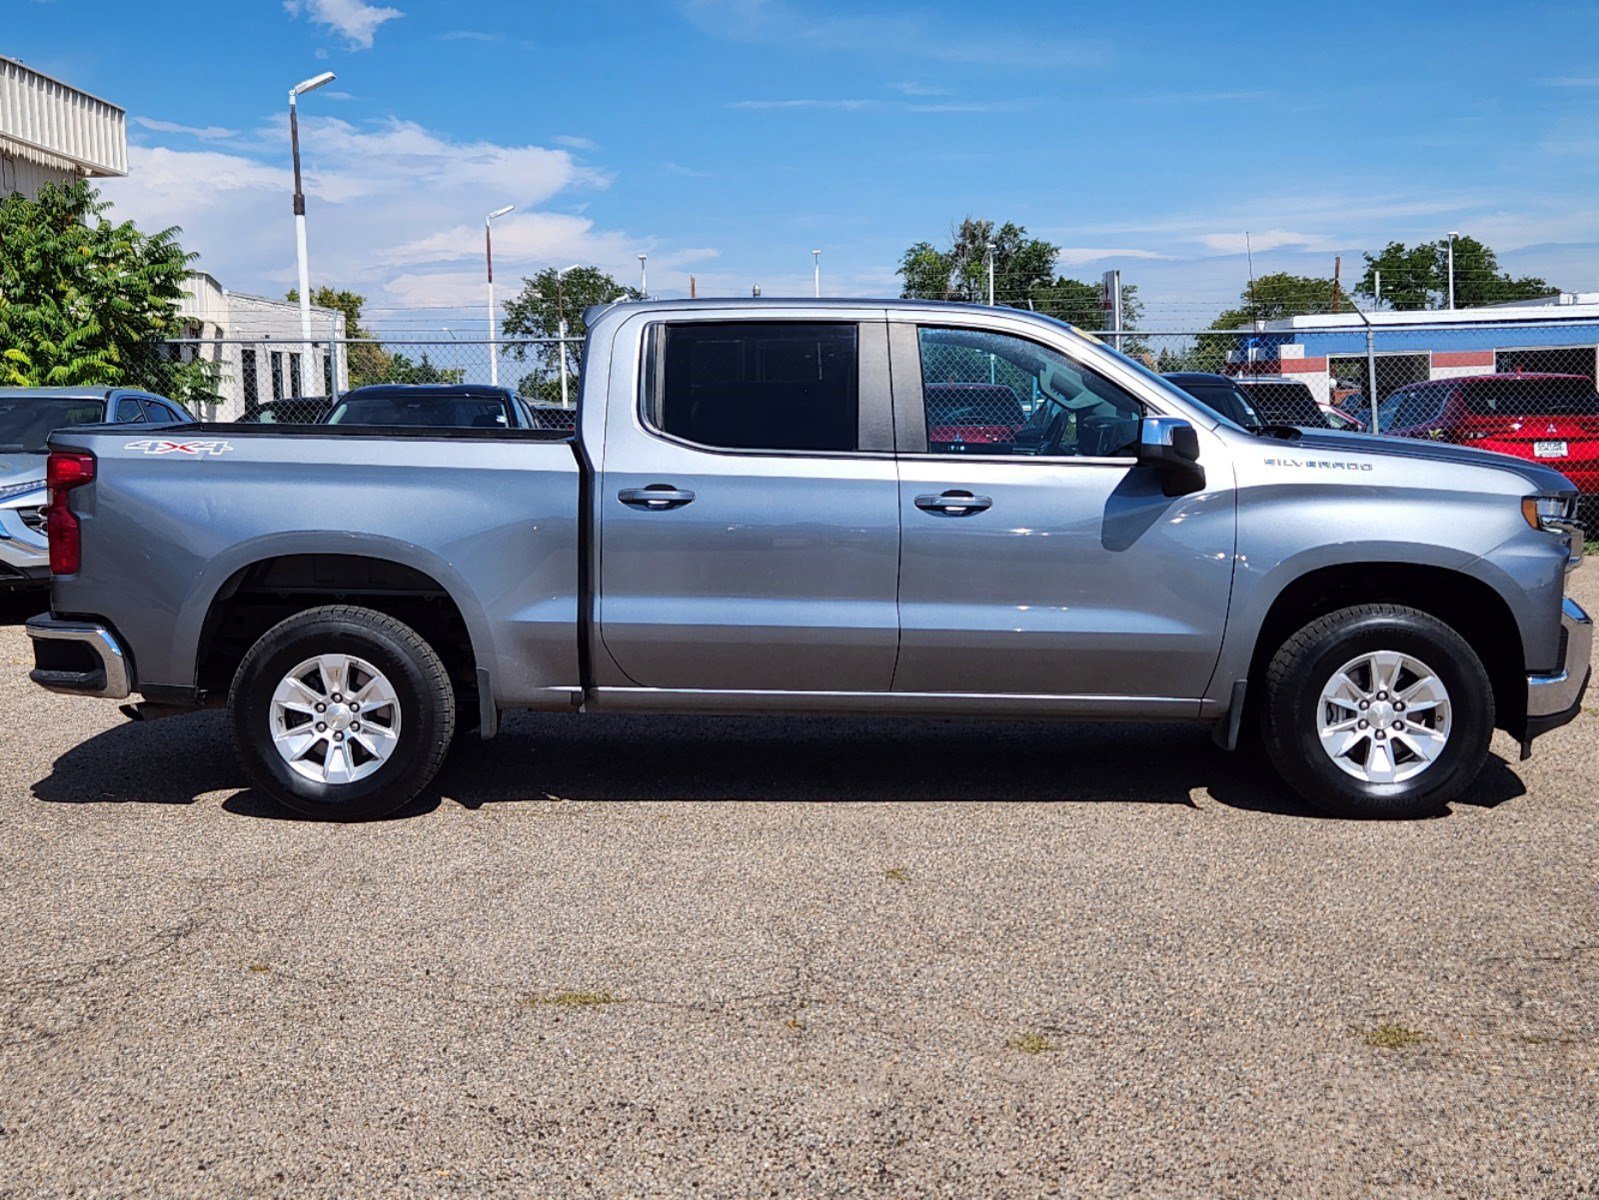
[1229,297,1599,406]
[0,55,126,196]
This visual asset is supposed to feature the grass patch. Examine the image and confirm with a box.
[1363,1023,1425,1049]
[525,990,618,1009]
[1007,1032,1056,1055]
[883,867,911,883]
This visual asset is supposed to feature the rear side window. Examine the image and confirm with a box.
[1464,378,1599,417]
[653,322,859,452]
[114,397,145,422]
[144,399,182,423]
[1242,382,1327,427]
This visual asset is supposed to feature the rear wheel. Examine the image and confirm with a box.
[1261,604,1494,818]
[230,605,454,820]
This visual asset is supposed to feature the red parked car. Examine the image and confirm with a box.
[924,383,1026,450]
[1378,374,1599,494]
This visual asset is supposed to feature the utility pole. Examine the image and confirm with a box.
[484,204,514,386]
[986,240,996,306]
[289,70,335,388]
[812,249,821,298]
[638,254,648,299]
[1447,231,1459,310]
[1332,256,1342,313]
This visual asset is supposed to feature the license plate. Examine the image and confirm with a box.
[1534,440,1569,459]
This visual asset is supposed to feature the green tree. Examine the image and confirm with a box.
[897,217,1143,347]
[286,285,392,387]
[1211,271,1350,329]
[0,180,217,407]
[1356,236,1556,310]
[385,351,464,385]
[502,266,639,402]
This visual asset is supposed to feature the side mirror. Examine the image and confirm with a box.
[1138,417,1205,497]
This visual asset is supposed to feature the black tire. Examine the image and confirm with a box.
[1260,604,1494,819]
[229,605,455,820]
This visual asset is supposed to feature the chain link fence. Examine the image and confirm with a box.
[132,317,1599,507]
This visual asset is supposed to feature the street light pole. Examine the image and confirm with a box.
[484,205,514,386]
[812,249,821,298]
[555,264,580,408]
[638,254,648,299]
[1446,231,1459,310]
[986,240,997,306]
[289,71,335,379]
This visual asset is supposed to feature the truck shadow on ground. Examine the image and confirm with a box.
[32,707,1528,820]
[0,593,46,627]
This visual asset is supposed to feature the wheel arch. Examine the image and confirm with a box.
[1244,561,1526,731]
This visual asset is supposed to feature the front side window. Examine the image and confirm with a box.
[916,326,1141,457]
[653,322,859,452]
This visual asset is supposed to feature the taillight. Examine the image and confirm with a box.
[44,451,95,576]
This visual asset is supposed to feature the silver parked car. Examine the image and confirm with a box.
[0,387,193,588]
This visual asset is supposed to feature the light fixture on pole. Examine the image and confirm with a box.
[986,240,997,306]
[638,254,648,299]
[812,249,821,298]
[484,204,515,385]
[1446,231,1459,310]
[555,263,581,408]
[289,70,335,378]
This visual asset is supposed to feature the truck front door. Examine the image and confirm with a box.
[596,316,901,692]
[888,319,1235,705]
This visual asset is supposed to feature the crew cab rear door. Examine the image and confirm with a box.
[595,314,901,692]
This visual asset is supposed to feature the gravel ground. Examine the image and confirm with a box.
[0,582,1596,1199]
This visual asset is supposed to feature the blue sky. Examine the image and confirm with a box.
[11,0,1599,330]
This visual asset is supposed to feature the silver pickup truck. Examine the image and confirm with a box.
[26,299,1592,820]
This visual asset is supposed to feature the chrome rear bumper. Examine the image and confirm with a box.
[25,615,132,699]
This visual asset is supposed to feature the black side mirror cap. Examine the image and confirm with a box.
[1138,417,1205,496]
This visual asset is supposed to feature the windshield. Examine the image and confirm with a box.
[0,398,105,453]
[326,393,514,428]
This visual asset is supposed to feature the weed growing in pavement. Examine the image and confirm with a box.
[1007,1033,1056,1055]
[525,991,617,1008]
[1363,1024,1425,1049]
[246,963,269,974]
[883,867,911,883]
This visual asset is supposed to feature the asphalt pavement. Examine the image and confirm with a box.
[0,583,1595,1198]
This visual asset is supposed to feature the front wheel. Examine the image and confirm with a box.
[1260,604,1495,819]
[229,605,455,820]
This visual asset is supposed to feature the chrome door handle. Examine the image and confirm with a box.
[618,486,696,511]
[914,490,992,516]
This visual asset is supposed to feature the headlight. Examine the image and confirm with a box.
[0,479,46,506]
[1522,494,1579,531]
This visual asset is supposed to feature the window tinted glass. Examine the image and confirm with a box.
[0,399,106,453]
[145,400,181,423]
[114,397,145,422]
[1178,382,1261,427]
[655,322,858,452]
[1239,382,1327,427]
[916,326,1141,457]
[1464,378,1599,417]
[327,394,513,428]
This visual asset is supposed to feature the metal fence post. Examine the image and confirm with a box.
[1366,325,1380,434]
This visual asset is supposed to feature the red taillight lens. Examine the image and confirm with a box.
[44,452,95,576]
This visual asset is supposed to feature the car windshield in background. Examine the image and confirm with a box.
[1463,378,1599,417]
[0,398,105,453]
[1240,383,1329,428]
[1177,383,1262,428]
[327,394,514,429]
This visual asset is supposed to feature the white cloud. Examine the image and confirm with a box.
[552,134,598,150]
[1200,230,1333,254]
[103,116,702,316]
[1054,247,1173,267]
[133,117,239,141]
[889,81,952,97]
[284,0,403,50]
[437,29,505,42]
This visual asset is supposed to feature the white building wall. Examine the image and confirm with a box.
[0,56,126,199]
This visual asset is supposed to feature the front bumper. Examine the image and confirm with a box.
[1522,597,1593,752]
[25,615,132,699]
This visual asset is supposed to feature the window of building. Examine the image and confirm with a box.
[288,351,303,397]
[271,352,285,401]
[241,348,259,406]
[651,322,859,453]
[915,326,1142,457]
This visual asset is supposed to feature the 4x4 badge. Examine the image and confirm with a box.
[124,439,235,456]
